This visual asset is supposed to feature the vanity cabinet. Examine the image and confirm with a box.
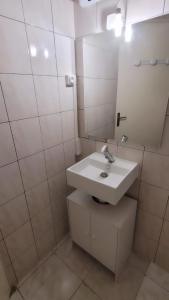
[68,190,137,276]
[126,0,164,25]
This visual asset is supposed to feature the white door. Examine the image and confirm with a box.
[126,0,164,25]
[91,213,117,271]
[69,202,90,252]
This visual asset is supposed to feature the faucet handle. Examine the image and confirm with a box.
[101,144,108,153]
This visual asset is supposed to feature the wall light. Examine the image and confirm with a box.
[106,9,123,38]
[125,24,133,42]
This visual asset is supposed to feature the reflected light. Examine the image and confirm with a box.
[44,48,49,59]
[125,24,133,42]
[30,45,37,57]
[107,12,123,38]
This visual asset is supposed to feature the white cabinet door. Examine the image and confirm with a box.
[91,214,117,271]
[69,201,90,252]
[126,0,164,25]
[164,0,169,13]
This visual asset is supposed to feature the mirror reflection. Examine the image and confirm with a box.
[76,16,169,146]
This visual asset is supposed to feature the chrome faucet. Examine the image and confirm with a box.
[101,145,115,164]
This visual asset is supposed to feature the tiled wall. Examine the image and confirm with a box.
[0,0,76,284]
[76,34,118,139]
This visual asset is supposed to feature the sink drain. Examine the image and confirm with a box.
[100,172,108,178]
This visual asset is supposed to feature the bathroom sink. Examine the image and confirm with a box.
[66,152,139,205]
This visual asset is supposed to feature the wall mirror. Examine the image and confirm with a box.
[76,16,169,146]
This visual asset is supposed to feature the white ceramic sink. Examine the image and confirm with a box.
[66,152,139,205]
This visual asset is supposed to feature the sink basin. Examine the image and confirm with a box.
[66,152,139,205]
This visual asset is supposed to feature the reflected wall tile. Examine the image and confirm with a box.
[0,17,31,73]
[45,144,65,178]
[0,194,29,237]
[0,0,24,21]
[34,76,60,116]
[142,151,169,189]
[0,163,23,206]
[139,182,168,218]
[26,181,50,218]
[0,123,17,167]
[81,138,96,157]
[19,152,46,191]
[0,75,37,121]
[51,0,75,37]
[11,118,42,159]
[22,0,53,31]
[27,25,57,75]
[40,114,62,149]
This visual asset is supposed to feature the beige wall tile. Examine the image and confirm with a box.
[156,243,169,273]
[165,201,169,221]
[36,228,55,259]
[26,181,50,218]
[64,139,76,168]
[0,17,31,73]
[45,144,65,178]
[0,85,8,123]
[49,171,67,201]
[11,118,42,159]
[81,138,96,157]
[40,114,62,149]
[0,163,23,206]
[62,111,75,142]
[0,194,29,237]
[19,152,47,191]
[22,0,53,31]
[0,123,17,167]
[139,182,169,218]
[126,179,140,200]
[117,146,143,177]
[142,151,169,189]
[136,209,162,241]
[134,233,158,261]
[0,0,24,21]
[13,244,38,280]
[0,74,37,121]
[31,206,53,241]
[5,222,35,261]
[34,75,60,116]
[159,220,169,248]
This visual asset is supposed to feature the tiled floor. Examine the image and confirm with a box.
[136,262,169,299]
[10,236,156,300]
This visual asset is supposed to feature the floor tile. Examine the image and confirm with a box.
[146,262,169,292]
[56,237,97,280]
[136,277,169,300]
[19,255,62,299]
[10,291,23,300]
[29,258,81,300]
[71,284,100,300]
[84,262,144,300]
